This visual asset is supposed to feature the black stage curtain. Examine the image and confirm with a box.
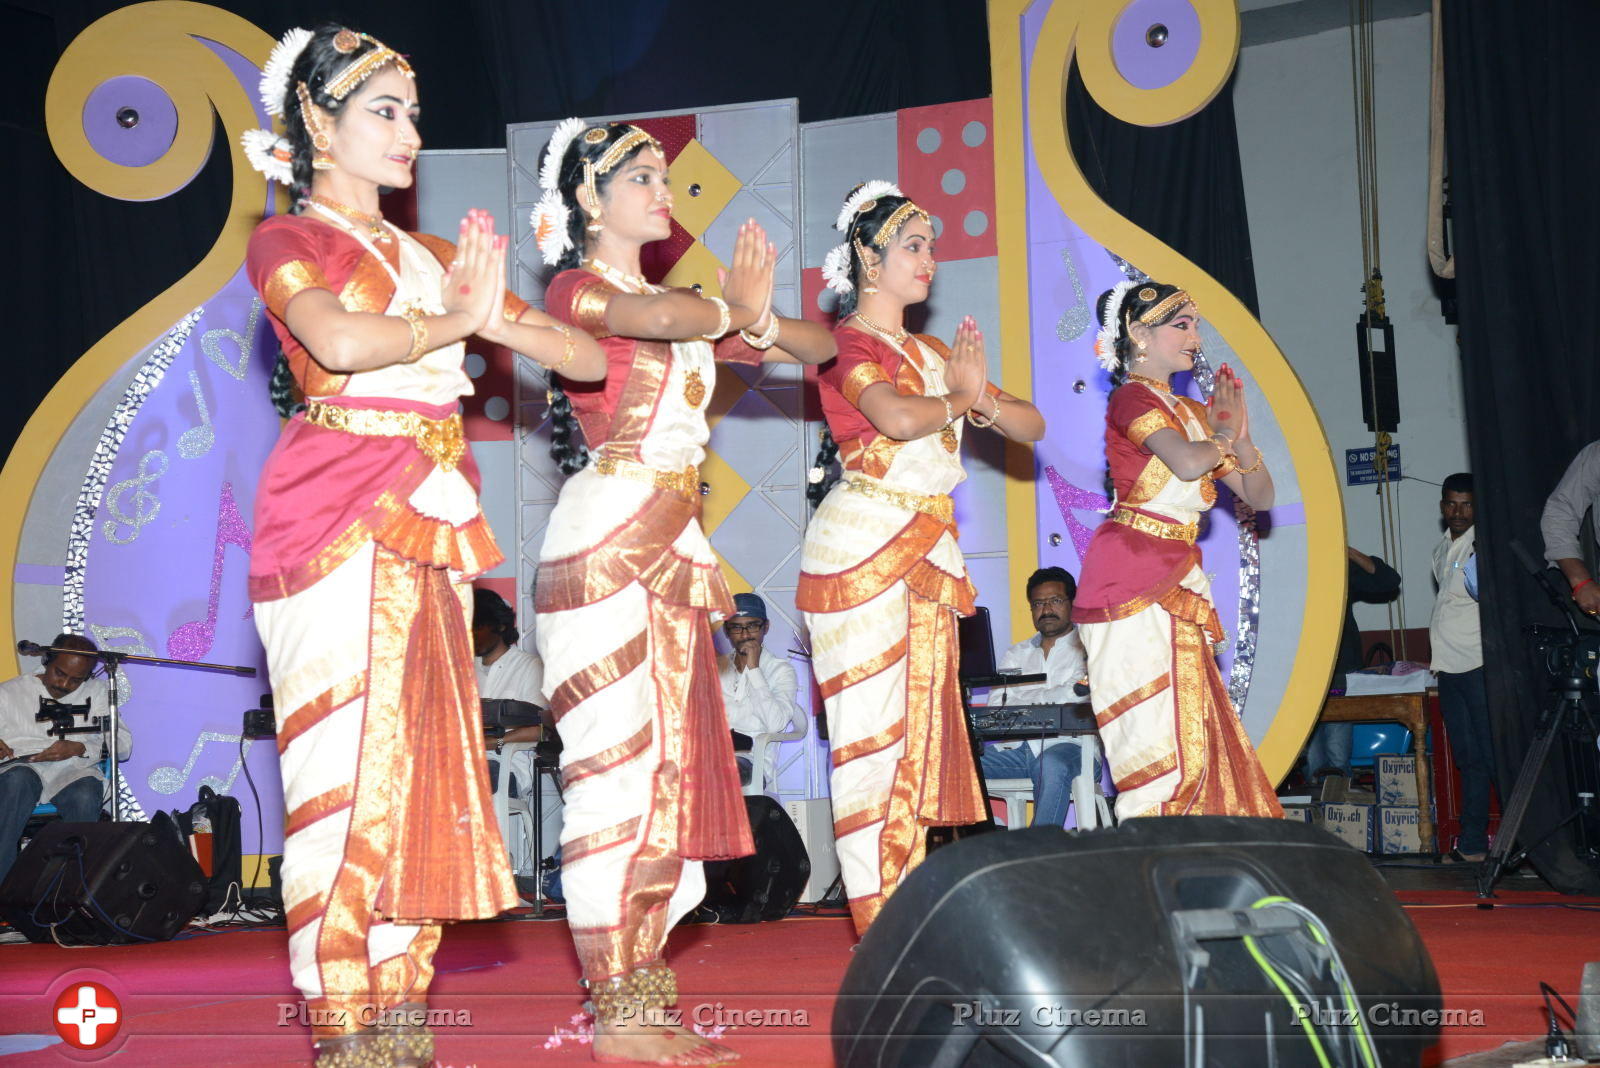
[4,0,990,461]
[1442,1,1600,892]
[1065,60,1260,317]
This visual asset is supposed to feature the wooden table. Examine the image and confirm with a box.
[1318,692,1436,854]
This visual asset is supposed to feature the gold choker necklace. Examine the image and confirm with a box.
[1127,372,1172,394]
[852,312,909,347]
[584,257,652,293]
[309,195,390,244]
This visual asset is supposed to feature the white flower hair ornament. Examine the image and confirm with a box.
[240,129,295,186]
[821,242,854,295]
[540,117,587,191]
[530,190,573,266]
[1093,280,1138,372]
[240,27,314,186]
[259,27,313,117]
[834,180,902,233]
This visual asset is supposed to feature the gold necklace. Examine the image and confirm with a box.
[1127,372,1173,394]
[309,195,390,244]
[584,257,652,293]
[851,311,909,347]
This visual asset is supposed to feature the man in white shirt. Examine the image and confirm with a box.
[979,568,1095,828]
[1430,473,1491,863]
[0,634,132,886]
[473,589,559,878]
[718,593,801,791]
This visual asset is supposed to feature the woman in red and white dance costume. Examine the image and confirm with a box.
[1072,280,1282,821]
[800,182,1044,936]
[529,118,837,1065]
[241,25,605,1067]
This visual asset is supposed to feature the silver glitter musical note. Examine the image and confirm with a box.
[176,369,214,459]
[85,624,153,708]
[1055,245,1091,342]
[102,449,169,545]
[201,296,262,381]
[147,730,255,795]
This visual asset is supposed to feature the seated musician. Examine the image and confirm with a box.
[0,634,132,886]
[979,568,1099,827]
[718,593,802,789]
[474,589,545,780]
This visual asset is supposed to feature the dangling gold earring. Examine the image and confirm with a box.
[312,129,335,171]
[1134,340,1147,364]
[863,265,880,296]
[586,206,604,234]
[297,84,335,172]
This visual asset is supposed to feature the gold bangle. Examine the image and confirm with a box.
[551,325,575,373]
[966,391,996,428]
[1236,445,1265,475]
[740,315,780,350]
[400,304,428,364]
[941,394,955,427]
[701,296,731,340]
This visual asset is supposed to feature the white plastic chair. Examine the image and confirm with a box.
[985,737,1113,831]
[488,741,541,876]
[736,719,807,797]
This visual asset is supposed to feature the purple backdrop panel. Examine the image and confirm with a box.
[81,266,281,843]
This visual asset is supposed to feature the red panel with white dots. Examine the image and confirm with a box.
[894,98,997,263]
[460,339,516,442]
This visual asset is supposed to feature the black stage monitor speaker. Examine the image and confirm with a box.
[834,816,1441,1067]
[701,796,811,923]
[0,821,205,945]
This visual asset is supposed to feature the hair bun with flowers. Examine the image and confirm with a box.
[529,117,586,266]
[239,26,314,186]
[1093,280,1138,372]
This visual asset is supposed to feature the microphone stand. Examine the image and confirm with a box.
[21,642,256,822]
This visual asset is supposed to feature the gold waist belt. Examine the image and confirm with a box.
[843,478,955,526]
[593,454,702,499]
[304,400,465,471]
[1110,507,1198,544]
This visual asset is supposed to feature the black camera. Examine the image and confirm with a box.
[34,697,95,738]
[1525,624,1600,683]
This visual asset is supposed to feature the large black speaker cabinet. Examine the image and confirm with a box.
[835,816,1441,1067]
[701,796,811,922]
[0,821,205,944]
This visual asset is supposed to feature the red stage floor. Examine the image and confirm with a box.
[1,890,1596,1065]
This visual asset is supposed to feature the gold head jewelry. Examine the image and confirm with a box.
[324,33,414,101]
[1138,290,1194,326]
[872,201,931,246]
[332,28,360,53]
[1137,286,1158,303]
[296,83,335,168]
[579,126,663,234]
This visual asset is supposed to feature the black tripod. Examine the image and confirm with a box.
[1477,671,1597,897]
[1478,541,1600,897]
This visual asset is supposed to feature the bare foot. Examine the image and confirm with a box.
[592,1018,738,1065]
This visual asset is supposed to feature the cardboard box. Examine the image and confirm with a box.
[1281,803,1314,824]
[1317,802,1374,852]
[1376,755,1419,807]
[1377,805,1423,855]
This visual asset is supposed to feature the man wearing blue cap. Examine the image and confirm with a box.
[719,593,802,789]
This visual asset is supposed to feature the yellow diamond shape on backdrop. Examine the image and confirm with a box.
[699,448,748,536]
[660,240,727,296]
[705,363,751,433]
[698,448,752,595]
[668,139,742,237]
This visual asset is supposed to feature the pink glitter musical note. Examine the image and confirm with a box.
[166,482,253,660]
[1043,465,1110,562]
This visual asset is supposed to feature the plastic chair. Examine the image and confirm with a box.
[488,742,543,877]
[735,719,806,797]
[985,738,1112,831]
